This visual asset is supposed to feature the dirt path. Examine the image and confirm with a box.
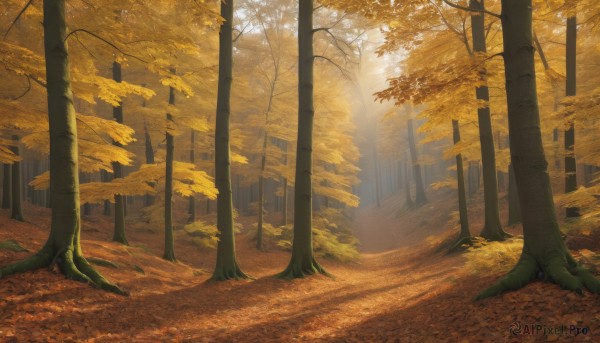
[1,202,599,342]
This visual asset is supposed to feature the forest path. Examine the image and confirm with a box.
[1,202,599,342]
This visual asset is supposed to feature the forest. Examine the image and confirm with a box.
[1,0,600,341]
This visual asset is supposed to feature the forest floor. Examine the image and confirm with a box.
[1,189,600,342]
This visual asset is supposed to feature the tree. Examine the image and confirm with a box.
[163,69,177,262]
[476,0,600,299]
[111,61,128,245]
[564,7,579,218]
[212,0,250,281]
[0,0,126,295]
[407,118,427,206]
[466,0,508,241]
[277,0,328,279]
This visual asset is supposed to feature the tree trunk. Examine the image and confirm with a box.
[476,0,600,299]
[404,157,413,207]
[188,129,196,223]
[0,0,126,295]
[507,163,521,225]
[257,131,268,251]
[101,169,111,216]
[453,120,470,239]
[277,0,327,279]
[143,119,155,207]
[81,172,92,216]
[282,177,288,226]
[111,62,127,245]
[163,70,176,262]
[212,0,248,280]
[469,0,507,241]
[2,163,10,209]
[407,119,427,205]
[564,14,579,218]
[10,136,23,221]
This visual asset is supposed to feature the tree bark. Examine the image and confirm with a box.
[163,69,176,262]
[476,0,600,299]
[277,0,327,279]
[407,119,427,205]
[564,14,579,218]
[212,0,249,280]
[0,0,126,295]
[469,0,507,241]
[111,62,127,245]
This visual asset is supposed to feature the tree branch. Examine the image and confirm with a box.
[3,0,34,39]
[64,29,147,63]
[313,55,350,79]
[442,0,501,19]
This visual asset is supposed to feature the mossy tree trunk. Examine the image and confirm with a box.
[10,136,23,221]
[469,0,507,241]
[476,0,600,299]
[188,129,196,223]
[0,0,126,295]
[163,72,176,262]
[2,163,10,209]
[277,0,327,279]
[111,62,127,245]
[212,0,249,280]
[564,14,579,218]
[407,119,427,206]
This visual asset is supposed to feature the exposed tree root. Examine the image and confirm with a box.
[211,262,253,281]
[275,256,332,279]
[446,236,475,254]
[480,226,512,242]
[162,251,177,263]
[112,234,129,246]
[475,250,600,300]
[0,246,128,296]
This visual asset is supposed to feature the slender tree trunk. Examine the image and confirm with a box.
[469,0,507,241]
[212,0,248,280]
[564,14,579,218]
[143,119,155,207]
[10,136,23,221]
[0,0,126,295]
[2,163,10,209]
[188,129,196,223]
[453,120,470,239]
[111,62,127,245]
[507,163,521,225]
[282,177,288,226]
[477,0,599,299]
[404,157,413,207]
[163,70,176,262]
[101,169,111,216]
[407,119,427,205]
[278,0,327,279]
[257,131,268,251]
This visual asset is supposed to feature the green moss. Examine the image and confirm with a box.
[87,257,119,269]
[0,240,28,252]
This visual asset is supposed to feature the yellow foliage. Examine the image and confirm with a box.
[463,239,524,276]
